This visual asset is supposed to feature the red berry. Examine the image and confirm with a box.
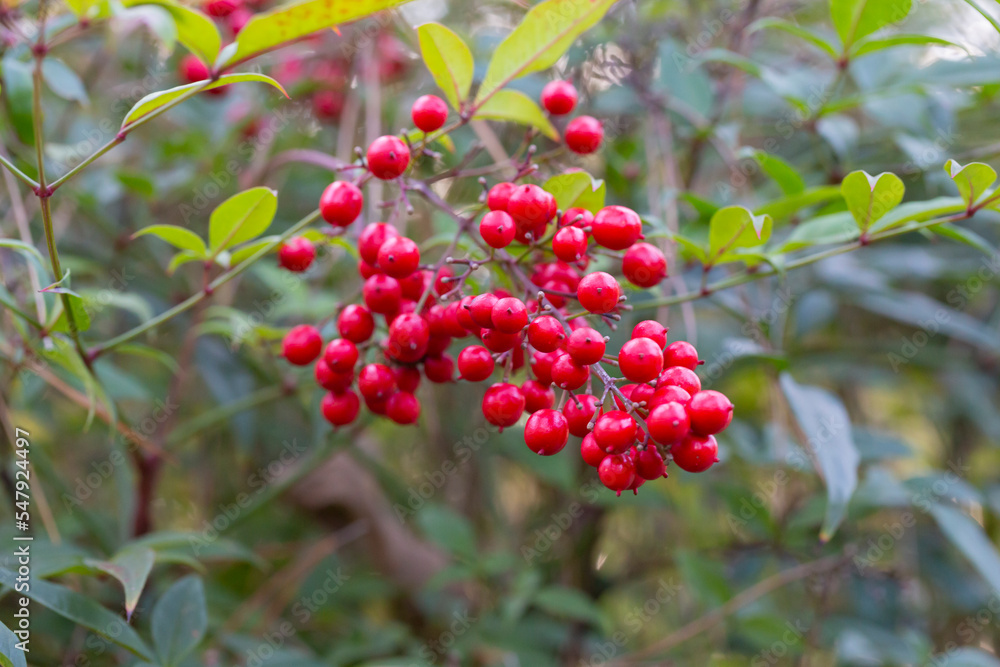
[672,433,719,473]
[527,315,565,352]
[282,325,322,365]
[622,242,667,288]
[377,236,420,278]
[507,184,554,229]
[480,210,517,249]
[487,182,516,212]
[432,267,453,297]
[659,366,702,396]
[619,337,664,383]
[458,345,495,382]
[359,222,398,265]
[204,0,238,17]
[423,354,455,383]
[635,447,667,480]
[227,7,252,34]
[363,274,402,314]
[551,353,589,390]
[365,394,389,415]
[552,226,588,262]
[338,304,375,343]
[593,410,637,454]
[319,181,364,227]
[386,391,421,424]
[531,351,559,385]
[324,338,359,373]
[524,409,569,455]
[565,327,606,366]
[482,382,526,428]
[386,313,430,363]
[565,115,603,154]
[522,379,555,413]
[592,206,642,251]
[313,90,345,121]
[455,296,478,332]
[664,341,700,370]
[647,401,690,445]
[394,366,422,393]
[560,207,594,228]
[358,259,380,279]
[598,453,635,494]
[399,270,429,301]
[358,363,396,401]
[411,94,448,132]
[179,55,211,83]
[563,394,599,437]
[540,80,577,115]
[630,383,656,409]
[687,390,734,436]
[491,297,529,334]
[648,385,691,409]
[444,302,471,338]
[315,359,353,392]
[278,237,315,272]
[480,328,520,353]
[577,271,621,314]
[321,390,360,426]
[367,135,410,180]
[470,293,499,329]
[426,334,452,357]
[632,320,668,349]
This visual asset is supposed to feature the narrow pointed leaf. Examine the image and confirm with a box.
[84,546,156,620]
[0,620,27,667]
[748,17,839,59]
[151,575,207,667]
[121,74,287,128]
[417,23,473,110]
[929,503,1000,593]
[133,225,208,256]
[831,0,913,49]
[850,33,959,58]
[472,89,559,140]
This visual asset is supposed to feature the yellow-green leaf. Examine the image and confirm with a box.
[748,17,839,59]
[830,0,912,50]
[121,74,287,128]
[472,89,558,140]
[123,0,221,64]
[707,206,773,265]
[475,0,617,106]
[944,159,997,208]
[840,170,904,232]
[208,187,278,254]
[133,224,208,256]
[418,23,473,111]
[543,171,606,213]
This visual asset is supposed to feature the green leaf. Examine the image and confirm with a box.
[830,0,912,50]
[121,74,287,128]
[707,206,773,265]
[0,620,26,667]
[43,336,113,430]
[755,185,843,222]
[208,187,278,254]
[671,234,709,264]
[475,0,617,105]
[167,251,204,274]
[417,23,473,111]
[929,224,998,256]
[779,373,860,541]
[929,503,1000,593]
[780,212,858,252]
[123,0,221,65]
[944,159,997,207]
[226,235,281,266]
[84,546,155,621]
[133,225,208,256]
[114,343,182,373]
[1,57,35,144]
[41,59,88,104]
[542,171,606,214]
[867,196,965,234]
[219,0,411,69]
[739,148,805,195]
[0,239,48,277]
[747,17,839,59]
[416,505,476,557]
[49,290,92,334]
[0,566,154,660]
[472,89,559,140]
[850,33,959,58]
[151,575,208,667]
[960,0,1000,37]
[533,586,606,628]
[840,170,904,232]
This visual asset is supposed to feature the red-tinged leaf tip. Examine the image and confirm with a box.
[332,25,342,35]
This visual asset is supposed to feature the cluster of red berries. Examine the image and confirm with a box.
[539,80,605,155]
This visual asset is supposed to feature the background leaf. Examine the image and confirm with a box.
[840,170,905,232]
[84,546,156,620]
[707,206,773,264]
[208,187,278,254]
[417,23,473,111]
[830,0,913,49]
[543,171,606,213]
[151,575,208,666]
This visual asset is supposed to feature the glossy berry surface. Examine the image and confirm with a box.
[541,80,578,115]
[552,226,588,262]
[565,115,603,154]
[672,434,719,473]
[687,390,734,435]
[566,327,606,366]
[507,184,554,228]
[278,237,315,272]
[592,206,643,251]
[411,94,448,132]
[282,325,322,365]
[482,383,526,428]
[647,402,690,445]
[525,409,569,455]
[593,410,637,454]
[598,454,635,494]
[622,242,667,288]
[322,390,360,426]
[491,297,529,334]
[618,337,664,383]
[458,346,494,382]
[664,341,700,370]
[480,210,517,249]
[319,181,363,227]
[358,222,398,265]
[377,236,420,278]
[337,304,375,343]
[632,320,668,349]
[577,272,621,314]
[367,135,410,179]
[527,315,565,352]
[324,338,359,373]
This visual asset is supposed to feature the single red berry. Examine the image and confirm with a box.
[282,325,322,365]
[619,337,664,383]
[338,304,375,343]
[552,226,588,262]
[598,453,636,495]
[227,7,252,34]
[411,94,448,132]
[632,320,668,350]
[386,313,430,363]
[664,341,700,370]
[672,433,719,473]
[593,410,637,454]
[469,293,499,329]
[623,242,667,288]
[540,80,578,116]
[513,222,547,245]
[482,382,526,429]
[491,297,529,334]
[427,304,450,337]
[531,351,559,385]
[399,270,429,301]
[563,394,599,437]
[358,259,380,279]
[580,433,605,467]
[687,390,734,436]
[377,236,420,278]
[648,385,691,410]
[480,328,520,353]
[386,300,417,326]
[359,222,398,266]
[635,447,667,480]
[507,184,554,229]
[386,391,421,425]
[426,334,452,357]
[565,115,603,154]
[527,315,565,352]
[480,210,517,249]
[367,135,410,180]
[315,359,353,392]
[179,55,211,84]
[394,366,422,393]
[363,274,402,314]
[321,390,360,426]
[312,90,345,121]
[455,296,479,332]
[487,182,516,212]
[592,206,643,250]
[659,366,702,396]
[324,338,359,373]
[278,237,315,272]
[522,379,555,413]
[647,401,690,445]
[551,353,589,390]
[364,394,389,416]
[524,409,569,455]
[319,181,364,227]
[560,207,594,228]
[422,354,454,383]
[566,327,606,366]
[204,0,238,16]
[630,383,656,409]
[358,363,396,401]
[444,302,471,338]
[577,271,621,314]
[458,345,495,382]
